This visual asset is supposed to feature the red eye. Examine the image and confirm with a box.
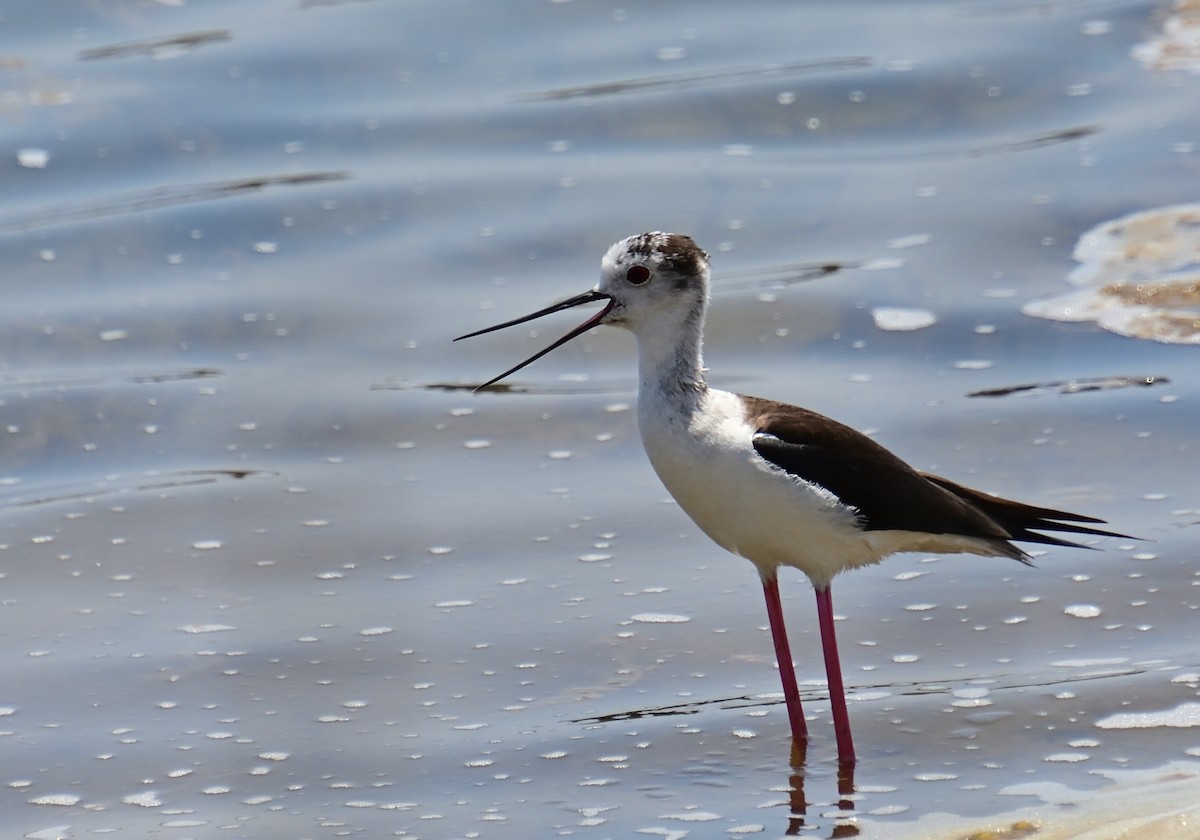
[626,265,651,285]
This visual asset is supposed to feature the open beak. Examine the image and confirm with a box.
[454,289,614,390]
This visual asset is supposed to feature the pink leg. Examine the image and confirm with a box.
[815,585,856,765]
[761,575,808,741]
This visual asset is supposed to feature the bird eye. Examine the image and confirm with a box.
[626,265,651,285]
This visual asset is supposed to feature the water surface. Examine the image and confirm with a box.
[3,1,1199,837]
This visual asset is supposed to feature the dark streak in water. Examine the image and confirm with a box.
[963,124,1099,158]
[4,469,275,510]
[407,379,631,396]
[720,261,853,291]
[0,172,349,234]
[420,381,529,395]
[571,666,1146,725]
[968,374,1168,398]
[0,368,223,392]
[903,124,1101,162]
[79,30,232,61]
[128,368,224,384]
[518,56,872,101]
[796,124,1101,164]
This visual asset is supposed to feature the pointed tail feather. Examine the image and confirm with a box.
[921,473,1131,550]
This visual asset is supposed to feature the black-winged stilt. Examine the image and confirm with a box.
[456,232,1125,764]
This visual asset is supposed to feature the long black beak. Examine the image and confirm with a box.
[454,289,614,390]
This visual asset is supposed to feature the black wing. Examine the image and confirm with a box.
[750,432,1012,540]
[742,394,1126,553]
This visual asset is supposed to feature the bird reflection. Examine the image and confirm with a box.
[784,738,859,838]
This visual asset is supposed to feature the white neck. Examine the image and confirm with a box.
[632,305,708,412]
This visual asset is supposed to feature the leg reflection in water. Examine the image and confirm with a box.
[784,738,859,838]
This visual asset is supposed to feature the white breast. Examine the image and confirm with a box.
[636,387,883,588]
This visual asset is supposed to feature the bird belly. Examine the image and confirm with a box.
[638,391,878,588]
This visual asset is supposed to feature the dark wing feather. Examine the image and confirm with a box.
[921,473,1130,548]
[741,394,1125,554]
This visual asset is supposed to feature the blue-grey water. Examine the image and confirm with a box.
[3,1,1199,838]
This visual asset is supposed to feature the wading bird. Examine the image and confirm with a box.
[456,232,1124,764]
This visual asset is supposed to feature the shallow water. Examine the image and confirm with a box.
[3,1,1199,838]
